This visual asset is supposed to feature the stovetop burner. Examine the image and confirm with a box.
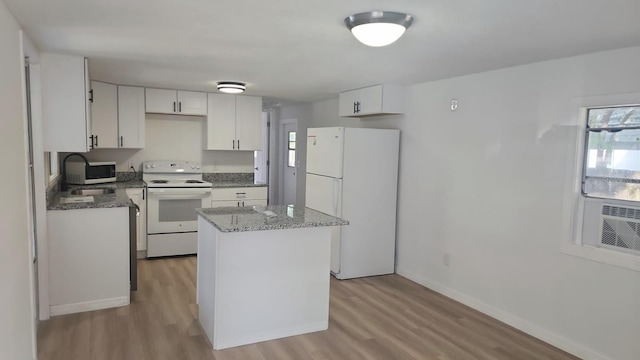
[151,180,169,183]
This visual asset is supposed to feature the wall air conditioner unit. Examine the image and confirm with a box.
[600,204,640,255]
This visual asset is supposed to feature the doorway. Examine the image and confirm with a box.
[24,57,39,324]
[279,119,297,205]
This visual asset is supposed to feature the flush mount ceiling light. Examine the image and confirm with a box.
[217,81,246,94]
[344,11,413,47]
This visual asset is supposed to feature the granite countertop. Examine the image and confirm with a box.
[203,173,267,188]
[47,180,145,210]
[46,171,267,210]
[210,181,268,188]
[196,205,348,233]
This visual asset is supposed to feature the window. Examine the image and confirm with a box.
[567,99,640,271]
[583,105,640,201]
[287,131,296,168]
[45,151,59,185]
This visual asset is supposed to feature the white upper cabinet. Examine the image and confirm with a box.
[206,93,236,150]
[118,86,145,149]
[338,84,405,117]
[235,95,262,151]
[88,83,145,149]
[145,88,207,116]
[178,91,208,115]
[41,54,92,152]
[90,81,118,149]
[206,94,262,151]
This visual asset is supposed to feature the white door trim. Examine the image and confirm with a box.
[279,119,297,205]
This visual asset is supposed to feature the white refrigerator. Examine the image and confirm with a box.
[305,127,400,279]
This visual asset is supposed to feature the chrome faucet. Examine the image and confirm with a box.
[60,152,90,192]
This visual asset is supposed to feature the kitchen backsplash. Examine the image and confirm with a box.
[203,172,254,183]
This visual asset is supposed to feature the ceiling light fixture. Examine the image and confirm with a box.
[217,81,246,94]
[344,11,413,47]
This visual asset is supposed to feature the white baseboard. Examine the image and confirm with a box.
[395,267,608,360]
[214,321,328,350]
[50,296,130,316]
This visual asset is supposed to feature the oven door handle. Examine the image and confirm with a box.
[148,189,211,199]
[149,194,210,200]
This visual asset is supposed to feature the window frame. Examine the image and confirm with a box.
[563,93,640,272]
[287,131,296,168]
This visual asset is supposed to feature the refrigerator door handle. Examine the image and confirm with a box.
[333,178,339,214]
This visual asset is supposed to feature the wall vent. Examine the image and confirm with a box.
[600,204,640,254]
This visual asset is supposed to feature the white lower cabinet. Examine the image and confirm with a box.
[47,207,130,315]
[211,187,268,207]
[126,188,147,252]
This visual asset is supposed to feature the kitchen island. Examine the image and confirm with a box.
[196,205,348,350]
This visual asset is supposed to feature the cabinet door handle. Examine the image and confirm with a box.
[173,101,176,112]
[179,102,182,112]
[89,135,94,149]
[356,101,361,113]
[353,101,356,114]
[232,140,235,149]
[95,135,99,147]
[120,136,123,147]
[237,139,240,149]
[89,89,94,103]
[242,201,245,207]
[142,189,145,200]
[237,201,240,207]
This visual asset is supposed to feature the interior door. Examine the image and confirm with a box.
[254,112,269,184]
[281,121,297,205]
[306,127,344,178]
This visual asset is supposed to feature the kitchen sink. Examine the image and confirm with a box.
[69,188,116,196]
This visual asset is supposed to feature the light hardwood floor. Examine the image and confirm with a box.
[37,257,579,360]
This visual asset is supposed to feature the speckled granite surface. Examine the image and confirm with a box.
[46,172,264,210]
[204,173,267,188]
[47,181,145,210]
[196,205,348,233]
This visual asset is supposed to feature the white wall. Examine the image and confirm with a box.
[76,113,254,172]
[309,47,640,360]
[0,0,36,358]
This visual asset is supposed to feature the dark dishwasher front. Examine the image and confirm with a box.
[129,200,139,291]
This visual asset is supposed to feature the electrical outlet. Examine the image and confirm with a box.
[128,161,134,170]
[443,253,451,267]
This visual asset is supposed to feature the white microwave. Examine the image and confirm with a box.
[65,161,117,185]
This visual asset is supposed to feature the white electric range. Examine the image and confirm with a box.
[143,160,212,257]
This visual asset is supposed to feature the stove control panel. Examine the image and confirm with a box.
[142,160,202,173]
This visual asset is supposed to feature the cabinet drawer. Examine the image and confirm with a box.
[210,199,267,208]
[211,187,267,201]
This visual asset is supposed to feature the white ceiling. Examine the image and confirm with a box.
[5,0,640,104]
